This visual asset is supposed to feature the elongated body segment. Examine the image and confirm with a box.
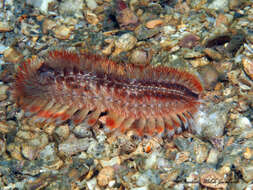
[14,51,203,137]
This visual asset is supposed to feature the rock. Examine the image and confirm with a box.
[239,164,253,182]
[208,0,229,11]
[0,138,6,156]
[97,166,115,187]
[86,0,97,10]
[198,65,219,90]
[7,143,23,160]
[203,48,223,61]
[215,13,233,27]
[85,10,99,25]
[179,33,200,49]
[21,143,38,160]
[115,0,138,30]
[28,132,49,148]
[58,134,94,155]
[16,130,38,140]
[206,148,219,164]
[193,141,209,163]
[135,25,160,40]
[0,121,15,134]
[73,123,92,138]
[146,19,164,29]
[26,0,56,14]
[53,25,72,40]
[193,102,229,138]
[59,0,83,18]
[200,171,227,189]
[115,33,137,52]
[235,116,252,129]
[42,19,56,34]
[243,147,253,160]
[39,143,58,161]
[190,57,210,67]
[162,25,176,35]
[130,49,149,65]
[0,22,13,32]
[54,125,70,140]
[0,85,9,101]
[3,47,23,64]
[242,57,253,80]
[175,151,190,164]
[100,156,121,167]
[229,0,244,10]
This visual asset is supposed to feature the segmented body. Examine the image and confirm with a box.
[14,51,203,137]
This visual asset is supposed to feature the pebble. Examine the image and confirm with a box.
[193,103,228,138]
[3,47,23,64]
[198,65,219,90]
[53,25,72,40]
[242,57,253,80]
[239,164,253,182]
[58,134,93,155]
[21,143,38,160]
[193,141,209,163]
[145,151,159,170]
[203,48,223,61]
[115,33,137,52]
[206,148,219,164]
[215,13,233,27]
[54,125,70,140]
[73,123,92,138]
[97,166,115,187]
[235,116,252,129]
[135,25,160,40]
[200,171,227,189]
[59,0,83,18]
[16,130,38,140]
[0,121,15,134]
[179,33,200,49]
[0,44,8,54]
[42,19,56,34]
[162,25,176,35]
[0,138,6,156]
[85,10,99,25]
[208,0,229,11]
[43,124,56,135]
[86,0,97,10]
[243,147,253,160]
[130,49,148,65]
[28,132,49,148]
[131,186,148,190]
[26,0,55,14]
[0,22,13,32]
[229,0,243,10]
[190,57,210,67]
[100,156,121,167]
[7,143,23,160]
[145,19,164,29]
[0,85,9,101]
[86,178,98,190]
[175,151,190,164]
[116,2,138,30]
[39,143,58,161]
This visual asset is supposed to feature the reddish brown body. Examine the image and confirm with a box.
[14,51,203,137]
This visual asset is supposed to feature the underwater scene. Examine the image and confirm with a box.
[0,0,253,189]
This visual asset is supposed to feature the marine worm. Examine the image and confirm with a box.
[13,50,203,137]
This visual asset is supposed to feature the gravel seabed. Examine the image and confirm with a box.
[0,0,253,189]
